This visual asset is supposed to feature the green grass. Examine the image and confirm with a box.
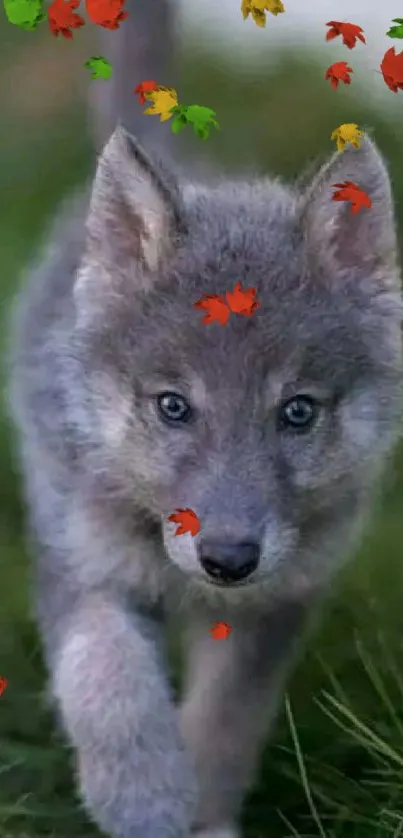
[2,32,403,838]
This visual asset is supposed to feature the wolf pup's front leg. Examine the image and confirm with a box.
[50,591,197,838]
[180,600,311,838]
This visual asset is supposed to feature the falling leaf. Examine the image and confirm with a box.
[48,0,85,38]
[226,282,260,317]
[0,676,8,697]
[85,56,112,80]
[193,294,230,326]
[380,47,403,92]
[210,622,232,640]
[170,104,219,140]
[241,0,284,27]
[85,0,128,30]
[2,0,45,29]
[325,21,366,49]
[387,18,403,39]
[325,61,353,90]
[330,123,364,152]
[134,80,158,106]
[331,181,372,214]
[178,104,219,140]
[168,508,201,537]
[170,105,190,135]
[143,86,179,121]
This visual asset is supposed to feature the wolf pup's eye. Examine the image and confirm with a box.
[278,395,318,431]
[157,392,192,423]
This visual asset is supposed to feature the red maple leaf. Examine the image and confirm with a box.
[193,294,230,326]
[331,181,372,214]
[210,621,232,640]
[0,676,8,698]
[225,281,260,317]
[168,508,201,537]
[134,80,158,106]
[325,21,366,49]
[48,0,85,38]
[85,0,128,29]
[381,47,403,92]
[325,61,353,90]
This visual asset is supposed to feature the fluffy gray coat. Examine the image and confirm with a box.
[6,2,403,836]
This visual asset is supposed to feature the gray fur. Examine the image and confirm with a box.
[5,4,403,836]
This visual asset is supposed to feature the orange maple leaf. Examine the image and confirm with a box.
[48,0,85,38]
[210,621,232,640]
[225,281,260,317]
[168,508,201,537]
[134,80,158,106]
[381,47,403,92]
[331,181,372,214]
[325,61,353,90]
[325,20,366,49]
[193,294,230,326]
[0,676,8,697]
[85,0,128,29]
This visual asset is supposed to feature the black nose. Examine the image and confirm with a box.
[198,540,260,583]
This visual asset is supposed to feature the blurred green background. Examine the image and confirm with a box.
[1,17,403,838]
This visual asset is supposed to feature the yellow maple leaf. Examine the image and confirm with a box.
[242,0,284,27]
[330,123,364,152]
[143,86,179,122]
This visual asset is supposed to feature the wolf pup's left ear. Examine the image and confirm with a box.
[83,125,185,276]
[299,135,399,290]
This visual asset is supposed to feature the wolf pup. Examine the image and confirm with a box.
[7,0,403,836]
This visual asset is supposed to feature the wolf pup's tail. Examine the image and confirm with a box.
[88,0,180,162]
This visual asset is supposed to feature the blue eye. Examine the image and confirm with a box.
[279,395,318,430]
[157,392,192,423]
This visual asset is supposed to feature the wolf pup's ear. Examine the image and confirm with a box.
[83,125,184,276]
[299,135,399,289]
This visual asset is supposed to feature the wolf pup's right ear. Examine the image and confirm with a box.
[298,135,398,290]
[76,126,185,305]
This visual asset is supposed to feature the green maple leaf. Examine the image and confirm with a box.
[169,105,189,134]
[170,104,219,140]
[3,0,45,29]
[85,56,113,80]
[184,105,220,140]
[387,18,403,39]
